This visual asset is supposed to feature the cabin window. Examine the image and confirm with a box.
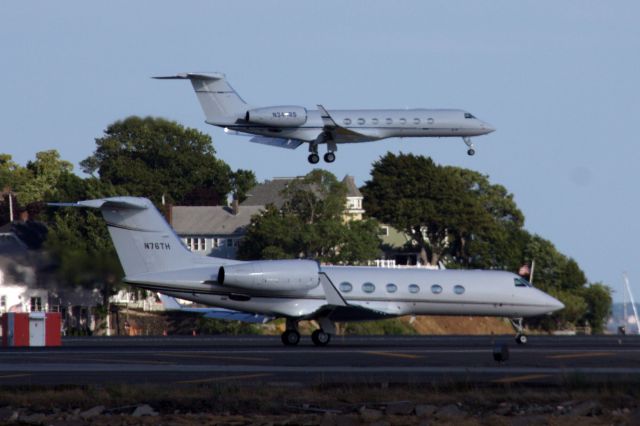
[408,284,420,294]
[339,282,353,293]
[357,118,365,125]
[514,277,532,288]
[372,118,379,125]
[399,118,407,125]
[454,285,465,295]
[427,118,434,125]
[362,282,376,293]
[413,118,420,125]
[343,118,352,125]
[386,118,393,125]
[431,284,443,294]
[386,283,398,293]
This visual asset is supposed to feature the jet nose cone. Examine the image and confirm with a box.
[482,122,496,133]
[548,295,565,312]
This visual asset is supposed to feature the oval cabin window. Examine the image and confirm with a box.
[339,282,353,293]
[408,284,420,294]
[431,284,443,294]
[386,283,398,293]
[454,285,465,295]
[362,282,376,293]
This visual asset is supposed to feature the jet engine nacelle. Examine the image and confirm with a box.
[218,260,319,292]
[245,106,307,127]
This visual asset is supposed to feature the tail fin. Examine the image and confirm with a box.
[50,197,206,277]
[154,73,249,123]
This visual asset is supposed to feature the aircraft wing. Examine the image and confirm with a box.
[317,104,370,142]
[157,293,272,324]
[248,136,304,150]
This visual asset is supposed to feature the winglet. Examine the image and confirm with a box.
[317,104,337,127]
[319,273,348,307]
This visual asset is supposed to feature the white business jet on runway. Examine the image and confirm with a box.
[154,73,495,164]
[51,197,562,346]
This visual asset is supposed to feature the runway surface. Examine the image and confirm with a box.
[0,334,639,386]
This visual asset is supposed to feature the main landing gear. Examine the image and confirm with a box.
[463,137,476,156]
[280,318,334,347]
[510,318,528,345]
[307,137,337,164]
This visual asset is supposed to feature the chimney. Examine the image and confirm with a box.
[166,204,173,225]
[231,199,239,215]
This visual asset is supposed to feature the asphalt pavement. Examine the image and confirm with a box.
[0,334,638,386]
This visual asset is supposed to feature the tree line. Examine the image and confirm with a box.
[0,116,611,332]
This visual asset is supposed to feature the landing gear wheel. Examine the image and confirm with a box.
[281,330,301,346]
[515,334,528,345]
[467,149,475,156]
[311,329,331,346]
[323,152,336,163]
[308,154,320,164]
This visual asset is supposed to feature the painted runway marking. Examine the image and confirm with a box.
[547,352,614,360]
[73,357,174,365]
[157,353,269,362]
[363,351,422,360]
[492,374,551,384]
[0,373,32,380]
[176,373,271,384]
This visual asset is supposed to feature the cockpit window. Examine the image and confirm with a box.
[464,113,476,119]
[514,277,532,288]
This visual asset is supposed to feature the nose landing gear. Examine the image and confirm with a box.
[510,318,528,345]
[463,137,476,156]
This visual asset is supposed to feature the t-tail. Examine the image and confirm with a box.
[49,197,225,277]
[153,73,249,124]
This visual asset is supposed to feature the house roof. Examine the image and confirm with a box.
[171,205,264,236]
[342,175,362,198]
[240,177,298,208]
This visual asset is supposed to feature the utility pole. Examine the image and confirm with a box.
[8,191,13,222]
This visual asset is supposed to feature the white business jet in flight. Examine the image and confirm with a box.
[51,197,562,346]
[154,73,495,164]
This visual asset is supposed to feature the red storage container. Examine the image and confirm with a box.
[1,313,30,347]
[2,312,61,347]
[45,312,61,346]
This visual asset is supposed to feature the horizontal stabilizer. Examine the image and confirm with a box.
[48,197,149,210]
[153,72,226,81]
[249,136,304,150]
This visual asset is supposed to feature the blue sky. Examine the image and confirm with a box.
[1,1,639,300]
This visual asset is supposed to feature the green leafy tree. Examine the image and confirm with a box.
[80,116,232,205]
[44,175,123,306]
[19,150,73,204]
[580,283,612,333]
[231,169,257,202]
[238,170,380,264]
[362,153,507,266]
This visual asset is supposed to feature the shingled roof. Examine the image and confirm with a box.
[342,175,362,197]
[240,177,298,209]
[171,205,264,236]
